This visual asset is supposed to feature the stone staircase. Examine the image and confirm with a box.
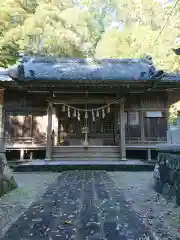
[52,146,120,161]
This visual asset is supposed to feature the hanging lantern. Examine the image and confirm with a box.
[107,105,110,113]
[102,108,105,118]
[77,110,80,121]
[85,111,88,119]
[68,106,70,118]
[96,109,99,117]
[62,104,65,112]
[92,110,95,122]
[73,109,76,117]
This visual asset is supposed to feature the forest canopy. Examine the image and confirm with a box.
[0,0,180,124]
[0,0,179,70]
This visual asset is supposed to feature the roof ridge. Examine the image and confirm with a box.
[20,56,148,64]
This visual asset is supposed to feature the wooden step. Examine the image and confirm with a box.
[53,146,120,153]
[52,153,120,158]
[51,157,120,161]
[52,146,120,161]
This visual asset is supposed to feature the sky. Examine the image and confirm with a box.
[155,0,172,2]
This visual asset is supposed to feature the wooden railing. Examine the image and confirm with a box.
[4,136,47,145]
[125,137,167,145]
[3,136,167,147]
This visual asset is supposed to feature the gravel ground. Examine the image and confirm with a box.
[0,172,60,238]
[1,171,180,240]
[1,171,156,240]
[109,172,180,240]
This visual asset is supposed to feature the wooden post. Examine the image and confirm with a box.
[147,149,152,161]
[52,106,58,146]
[20,149,24,160]
[0,88,5,154]
[30,151,33,160]
[0,89,4,138]
[120,99,126,160]
[45,102,53,160]
[140,111,145,143]
[166,109,170,142]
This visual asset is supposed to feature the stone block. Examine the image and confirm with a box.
[151,149,180,206]
[0,153,18,197]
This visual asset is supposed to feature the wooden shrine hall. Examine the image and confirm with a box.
[0,56,180,162]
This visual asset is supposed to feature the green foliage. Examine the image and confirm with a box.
[0,0,179,67]
[0,0,179,121]
[0,42,19,68]
[169,101,180,125]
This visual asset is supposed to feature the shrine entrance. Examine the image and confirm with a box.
[57,104,116,146]
[46,97,125,160]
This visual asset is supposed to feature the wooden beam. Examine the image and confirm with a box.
[28,90,49,93]
[52,98,117,105]
[4,107,47,112]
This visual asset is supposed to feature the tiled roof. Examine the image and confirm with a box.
[8,56,158,81]
[0,68,13,81]
[162,73,180,82]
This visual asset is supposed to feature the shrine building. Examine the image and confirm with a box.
[0,56,180,162]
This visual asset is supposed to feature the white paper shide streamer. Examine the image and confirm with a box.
[77,110,80,121]
[107,105,110,113]
[73,109,76,117]
[62,104,65,112]
[102,109,105,118]
[68,106,70,118]
[85,111,88,119]
[59,98,121,122]
[92,110,95,122]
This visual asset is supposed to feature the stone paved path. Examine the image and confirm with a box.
[1,171,155,240]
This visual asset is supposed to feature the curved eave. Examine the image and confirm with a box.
[157,80,180,88]
[9,77,153,85]
[5,75,180,91]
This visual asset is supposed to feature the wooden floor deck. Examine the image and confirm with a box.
[20,159,153,166]
[6,144,162,150]
[12,159,155,172]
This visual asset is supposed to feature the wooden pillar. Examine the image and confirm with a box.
[166,109,170,142]
[120,99,126,160]
[140,111,145,142]
[52,106,58,146]
[147,149,152,161]
[45,102,53,160]
[20,149,24,160]
[30,151,33,160]
[0,88,5,154]
[0,89,4,138]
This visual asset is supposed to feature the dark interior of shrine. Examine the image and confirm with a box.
[5,149,157,161]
